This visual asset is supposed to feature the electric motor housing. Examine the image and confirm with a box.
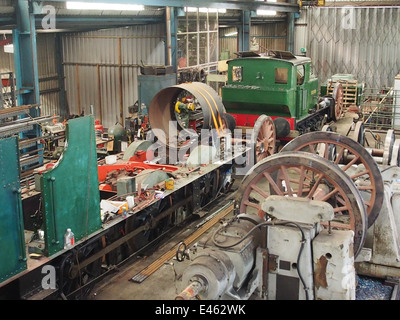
[179,214,264,299]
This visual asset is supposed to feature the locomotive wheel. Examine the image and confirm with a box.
[383,129,395,165]
[237,151,367,257]
[59,241,103,299]
[390,139,400,166]
[221,113,236,134]
[321,124,332,132]
[199,170,219,208]
[332,82,344,121]
[352,121,365,146]
[251,115,276,164]
[280,131,384,228]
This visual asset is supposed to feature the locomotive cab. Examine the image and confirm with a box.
[222,50,321,139]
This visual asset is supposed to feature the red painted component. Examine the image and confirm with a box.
[1,78,12,87]
[45,163,55,170]
[0,38,12,46]
[277,136,293,142]
[95,120,104,133]
[141,116,149,129]
[229,113,295,130]
[97,160,179,183]
[130,150,153,162]
[99,183,113,191]
[189,120,198,131]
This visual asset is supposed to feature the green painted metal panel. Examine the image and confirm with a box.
[222,57,318,120]
[41,116,102,256]
[0,137,27,283]
[138,73,177,115]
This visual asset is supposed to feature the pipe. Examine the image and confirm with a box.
[166,7,172,66]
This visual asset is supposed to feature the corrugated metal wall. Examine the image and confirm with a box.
[219,27,237,59]
[253,23,287,53]
[37,34,60,117]
[294,8,308,55]
[0,45,14,72]
[0,33,60,117]
[303,7,400,89]
[0,0,13,6]
[219,22,287,59]
[62,24,166,128]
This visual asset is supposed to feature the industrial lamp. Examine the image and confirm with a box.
[66,2,144,11]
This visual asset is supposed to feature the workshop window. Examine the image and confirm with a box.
[177,9,219,68]
[232,66,243,82]
[275,68,288,84]
[297,65,305,85]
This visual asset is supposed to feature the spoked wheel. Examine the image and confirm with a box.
[237,151,367,257]
[332,82,344,121]
[251,115,276,164]
[280,131,384,228]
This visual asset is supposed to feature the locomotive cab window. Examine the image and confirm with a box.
[232,66,243,82]
[275,68,288,84]
[297,65,305,85]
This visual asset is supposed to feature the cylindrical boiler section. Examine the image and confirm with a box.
[148,82,226,153]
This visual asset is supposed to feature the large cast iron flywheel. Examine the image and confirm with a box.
[280,131,384,228]
[236,151,368,258]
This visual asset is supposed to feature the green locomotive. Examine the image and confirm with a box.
[221,50,343,140]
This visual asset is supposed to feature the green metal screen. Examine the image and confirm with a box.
[41,116,102,256]
[0,136,27,283]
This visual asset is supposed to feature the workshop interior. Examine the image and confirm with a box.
[1,0,400,301]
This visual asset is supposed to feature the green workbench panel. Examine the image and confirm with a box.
[41,116,102,256]
[0,137,27,283]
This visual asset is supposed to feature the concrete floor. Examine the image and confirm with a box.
[88,193,238,300]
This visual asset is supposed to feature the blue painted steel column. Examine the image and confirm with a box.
[169,7,177,72]
[14,0,40,109]
[13,0,42,165]
[238,10,251,52]
[286,0,297,53]
[286,13,295,53]
[165,6,178,74]
[55,33,68,121]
